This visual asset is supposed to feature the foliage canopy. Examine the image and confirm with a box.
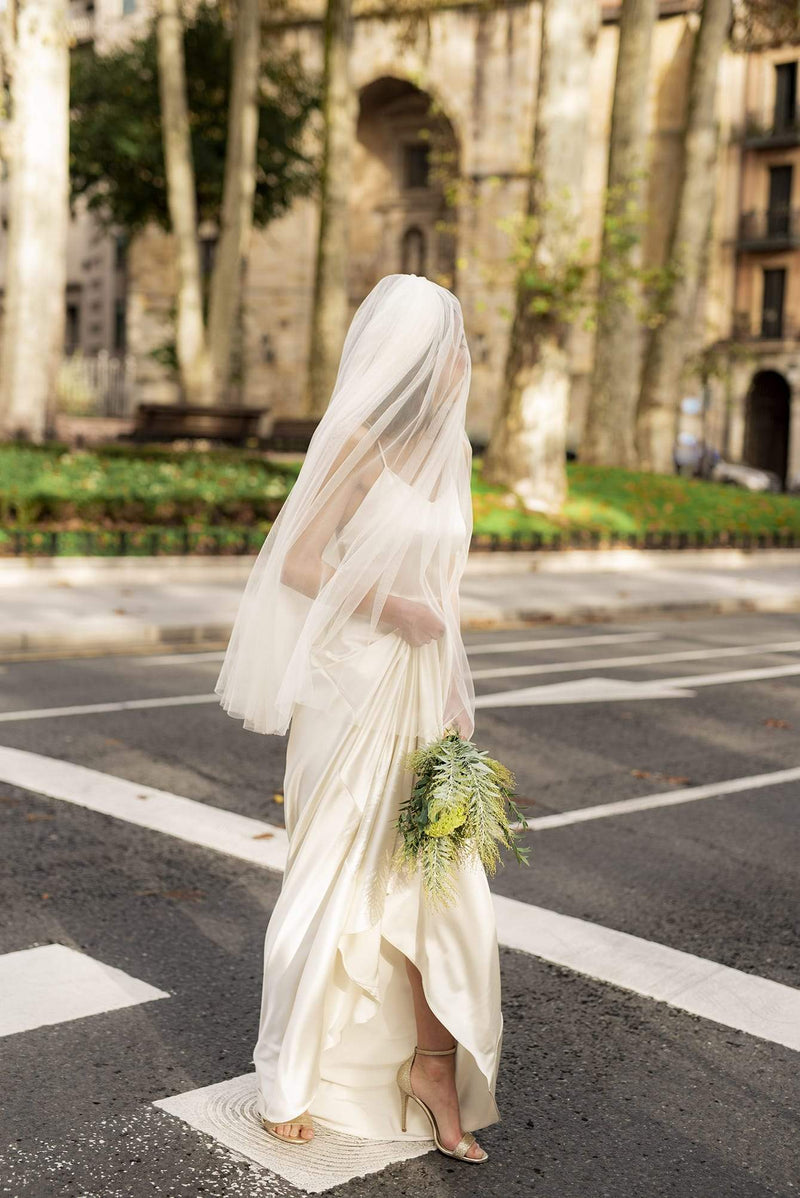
[69,2,320,232]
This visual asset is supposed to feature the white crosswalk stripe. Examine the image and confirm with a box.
[0,943,169,1037]
[2,745,798,1055]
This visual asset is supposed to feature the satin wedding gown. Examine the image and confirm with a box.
[252,444,504,1140]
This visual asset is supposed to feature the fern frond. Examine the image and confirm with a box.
[393,726,531,905]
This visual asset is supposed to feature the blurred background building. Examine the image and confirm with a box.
[1,0,799,482]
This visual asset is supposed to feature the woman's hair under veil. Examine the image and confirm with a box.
[214,272,476,741]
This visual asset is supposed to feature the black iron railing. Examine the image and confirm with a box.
[740,113,800,149]
[732,312,800,342]
[2,526,798,558]
[738,207,800,250]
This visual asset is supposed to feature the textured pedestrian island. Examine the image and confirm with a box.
[0,943,170,1037]
[154,1073,433,1193]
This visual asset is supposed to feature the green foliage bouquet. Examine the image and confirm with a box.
[393,726,531,909]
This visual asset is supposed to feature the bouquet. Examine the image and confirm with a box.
[393,726,531,909]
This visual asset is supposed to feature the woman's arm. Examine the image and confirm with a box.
[279,431,439,640]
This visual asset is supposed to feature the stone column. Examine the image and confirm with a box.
[786,384,800,487]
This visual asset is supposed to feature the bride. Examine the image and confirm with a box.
[214,273,503,1164]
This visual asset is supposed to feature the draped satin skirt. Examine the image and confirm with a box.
[252,620,504,1140]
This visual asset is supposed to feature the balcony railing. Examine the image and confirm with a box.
[732,313,800,343]
[740,112,800,149]
[737,207,800,251]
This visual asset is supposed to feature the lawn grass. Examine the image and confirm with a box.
[0,442,798,554]
[473,461,800,538]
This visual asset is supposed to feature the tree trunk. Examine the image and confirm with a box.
[305,0,355,417]
[483,0,600,514]
[0,0,69,442]
[207,0,261,404]
[156,0,213,405]
[581,0,658,468]
[635,0,732,473]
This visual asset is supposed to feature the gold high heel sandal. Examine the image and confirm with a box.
[261,1111,315,1146]
[396,1043,488,1163]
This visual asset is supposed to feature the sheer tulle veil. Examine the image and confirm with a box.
[214,272,475,740]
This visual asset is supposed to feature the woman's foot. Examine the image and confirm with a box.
[410,1048,486,1160]
[268,1111,311,1140]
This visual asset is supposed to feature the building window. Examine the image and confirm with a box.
[65,303,80,355]
[761,268,786,339]
[401,226,426,276]
[767,164,792,237]
[774,61,797,132]
[114,299,127,353]
[114,234,128,271]
[403,142,429,189]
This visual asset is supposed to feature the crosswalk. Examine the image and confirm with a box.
[0,943,168,1038]
[2,625,798,1194]
[3,743,798,1052]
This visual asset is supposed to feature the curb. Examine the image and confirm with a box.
[1,546,800,587]
[2,594,799,662]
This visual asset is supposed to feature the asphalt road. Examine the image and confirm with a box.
[1,612,798,1197]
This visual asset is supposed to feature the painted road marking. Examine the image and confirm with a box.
[153,1073,432,1194]
[0,943,169,1037]
[478,676,691,705]
[80,632,663,668]
[2,747,798,1054]
[516,765,800,831]
[494,897,800,1052]
[465,631,660,655]
[0,745,289,871]
[3,638,799,724]
[0,693,218,724]
[475,662,800,708]
[471,638,800,680]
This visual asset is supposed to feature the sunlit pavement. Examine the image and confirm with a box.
[0,611,797,1196]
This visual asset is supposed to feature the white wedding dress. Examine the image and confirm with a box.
[252,446,504,1140]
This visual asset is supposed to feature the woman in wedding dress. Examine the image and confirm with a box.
[214,273,503,1164]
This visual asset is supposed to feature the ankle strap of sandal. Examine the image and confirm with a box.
[415,1043,457,1055]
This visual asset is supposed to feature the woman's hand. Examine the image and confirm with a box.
[393,598,445,647]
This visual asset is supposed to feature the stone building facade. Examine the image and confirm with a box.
[18,0,800,483]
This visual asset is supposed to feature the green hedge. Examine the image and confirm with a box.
[1,444,799,556]
[0,443,297,527]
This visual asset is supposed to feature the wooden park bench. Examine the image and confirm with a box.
[130,403,270,445]
[266,417,321,452]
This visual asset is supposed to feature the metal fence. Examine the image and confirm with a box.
[56,352,137,418]
[2,526,799,557]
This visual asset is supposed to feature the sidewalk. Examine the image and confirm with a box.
[1,550,798,658]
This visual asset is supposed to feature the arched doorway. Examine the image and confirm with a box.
[349,77,459,304]
[743,370,791,485]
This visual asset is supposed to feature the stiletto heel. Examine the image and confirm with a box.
[395,1043,488,1163]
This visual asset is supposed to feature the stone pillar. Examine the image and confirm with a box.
[786,385,800,487]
